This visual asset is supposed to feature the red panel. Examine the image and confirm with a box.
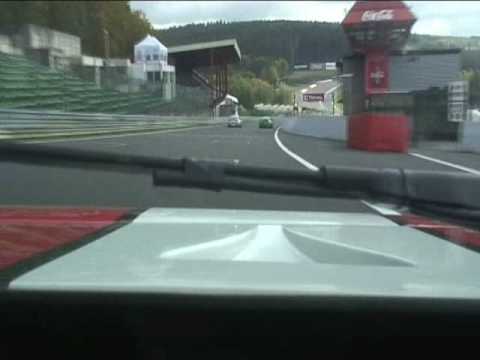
[342,1,416,27]
[365,50,389,94]
[0,208,129,271]
[389,214,480,249]
[348,113,410,152]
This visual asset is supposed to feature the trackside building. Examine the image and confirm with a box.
[339,1,463,152]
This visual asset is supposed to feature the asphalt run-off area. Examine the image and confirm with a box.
[1,118,479,213]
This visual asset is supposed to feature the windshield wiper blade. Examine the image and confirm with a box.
[1,141,480,214]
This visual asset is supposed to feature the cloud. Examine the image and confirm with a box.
[131,1,352,28]
[411,19,452,36]
[130,1,480,37]
[407,1,480,36]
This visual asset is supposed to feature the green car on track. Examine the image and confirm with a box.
[258,117,273,129]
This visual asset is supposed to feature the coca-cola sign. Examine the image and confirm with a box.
[361,9,394,22]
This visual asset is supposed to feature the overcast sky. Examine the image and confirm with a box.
[130,1,480,37]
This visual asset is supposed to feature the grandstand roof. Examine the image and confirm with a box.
[168,39,241,72]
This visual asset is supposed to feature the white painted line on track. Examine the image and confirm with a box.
[409,152,480,176]
[274,127,319,172]
[274,127,400,215]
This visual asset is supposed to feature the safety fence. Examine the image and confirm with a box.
[0,108,221,141]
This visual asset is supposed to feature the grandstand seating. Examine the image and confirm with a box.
[0,52,167,114]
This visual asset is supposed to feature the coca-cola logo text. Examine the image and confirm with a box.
[361,10,394,22]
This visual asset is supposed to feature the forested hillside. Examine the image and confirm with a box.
[156,20,351,66]
[156,20,480,66]
[0,1,152,58]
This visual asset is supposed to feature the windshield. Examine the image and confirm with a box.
[0,1,475,211]
[3,1,480,296]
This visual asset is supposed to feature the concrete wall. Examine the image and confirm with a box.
[0,35,13,52]
[459,121,480,152]
[390,53,461,92]
[341,52,461,116]
[0,34,23,55]
[77,55,104,67]
[107,58,131,67]
[23,48,59,68]
[21,24,81,57]
[279,116,347,141]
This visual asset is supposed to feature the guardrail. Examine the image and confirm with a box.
[0,108,214,123]
[0,108,222,140]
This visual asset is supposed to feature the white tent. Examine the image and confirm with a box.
[215,94,239,117]
[218,94,239,106]
[134,35,168,64]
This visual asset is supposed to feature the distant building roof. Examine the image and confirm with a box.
[303,79,340,95]
[390,48,462,56]
[219,94,239,105]
[168,39,241,71]
[134,35,167,51]
[343,47,462,60]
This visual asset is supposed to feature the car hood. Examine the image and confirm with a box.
[3,207,480,299]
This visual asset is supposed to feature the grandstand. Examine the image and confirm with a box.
[0,52,167,114]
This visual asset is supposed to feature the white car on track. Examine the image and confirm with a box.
[227,114,242,128]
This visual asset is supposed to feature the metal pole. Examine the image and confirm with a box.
[332,92,335,115]
[225,64,228,96]
[104,29,110,89]
[104,29,110,61]
[210,49,214,119]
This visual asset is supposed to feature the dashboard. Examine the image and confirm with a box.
[3,290,480,358]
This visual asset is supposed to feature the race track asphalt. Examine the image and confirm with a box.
[0,119,476,212]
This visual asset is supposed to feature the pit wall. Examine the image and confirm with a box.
[278,115,347,141]
[278,113,410,153]
[460,120,480,153]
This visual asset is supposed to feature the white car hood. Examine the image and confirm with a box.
[9,208,480,299]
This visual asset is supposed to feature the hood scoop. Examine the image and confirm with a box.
[158,225,414,267]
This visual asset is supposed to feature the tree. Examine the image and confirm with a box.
[274,84,293,105]
[0,1,152,58]
[251,78,274,104]
[231,75,277,109]
[231,75,255,109]
[261,65,279,86]
[274,58,289,79]
[469,70,480,106]
[461,50,480,71]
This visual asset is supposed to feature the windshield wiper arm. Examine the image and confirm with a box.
[1,141,480,214]
[0,141,183,175]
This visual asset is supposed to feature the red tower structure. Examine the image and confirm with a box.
[341,1,416,152]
